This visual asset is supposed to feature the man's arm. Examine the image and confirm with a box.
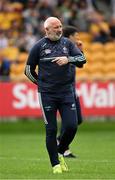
[40,40,86,67]
[68,40,86,66]
[68,54,86,65]
[24,45,38,85]
[25,64,38,85]
[40,55,86,67]
[75,40,84,68]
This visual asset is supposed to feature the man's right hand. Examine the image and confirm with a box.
[76,40,83,52]
[52,56,69,66]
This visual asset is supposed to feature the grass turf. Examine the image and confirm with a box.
[0,120,115,179]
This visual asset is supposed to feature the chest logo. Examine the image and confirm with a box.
[63,47,68,53]
[45,49,51,54]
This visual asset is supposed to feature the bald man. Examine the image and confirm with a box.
[25,17,86,174]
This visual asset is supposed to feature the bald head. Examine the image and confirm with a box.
[44,17,63,41]
[44,17,61,29]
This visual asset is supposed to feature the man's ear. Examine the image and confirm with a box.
[69,35,73,41]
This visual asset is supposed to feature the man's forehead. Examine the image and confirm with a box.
[50,20,62,26]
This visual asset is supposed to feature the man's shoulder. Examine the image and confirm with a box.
[34,37,47,46]
[30,37,47,51]
[61,36,68,42]
[61,36,73,45]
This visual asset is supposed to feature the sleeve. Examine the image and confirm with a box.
[24,44,39,85]
[68,41,86,67]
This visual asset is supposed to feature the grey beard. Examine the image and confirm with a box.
[49,34,62,41]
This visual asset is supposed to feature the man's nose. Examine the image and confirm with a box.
[57,26,62,31]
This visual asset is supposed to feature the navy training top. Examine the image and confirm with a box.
[25,36,86,92]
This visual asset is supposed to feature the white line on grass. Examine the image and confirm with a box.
[0,156,115,163]
[0,156,45,161]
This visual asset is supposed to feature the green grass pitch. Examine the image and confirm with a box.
[0,120,115,179]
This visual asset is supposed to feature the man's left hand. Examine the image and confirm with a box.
[52,56,69,66]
